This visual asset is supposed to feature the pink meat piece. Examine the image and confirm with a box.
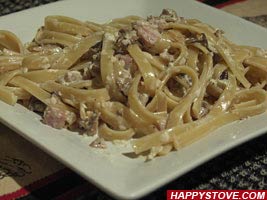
[43,106,67,129]
[135,21,161,46]
[116,54,133,70]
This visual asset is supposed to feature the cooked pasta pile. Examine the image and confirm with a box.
[0,9,267,159]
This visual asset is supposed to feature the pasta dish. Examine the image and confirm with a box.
[0,9,267,159]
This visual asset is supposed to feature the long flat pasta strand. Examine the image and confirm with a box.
[191,54,213,119]
[128,44,157,94]
[100,33,115,83]
[22,69,67,83]
[45,16,93,36]
[0,30,23,53]
[0,69,21,86]
[51,32,103,69]
[216,41,251,88]
[0,86,17,105]
[128,74,163,125]
[100,33,126,102]
[35,29,81,47]
[99,124,135,140]
[9,76,51,104]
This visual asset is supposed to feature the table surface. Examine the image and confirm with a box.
[1,0,267,200]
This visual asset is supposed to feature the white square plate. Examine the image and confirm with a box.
[1,0,267,199]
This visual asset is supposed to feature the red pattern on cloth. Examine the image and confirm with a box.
[215,0,247,8]
[197,0,247,8]
[0,169,71,200]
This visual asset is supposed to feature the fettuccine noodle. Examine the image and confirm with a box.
[1,9,267,159]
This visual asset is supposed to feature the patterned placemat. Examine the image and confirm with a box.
[0,0,59,16]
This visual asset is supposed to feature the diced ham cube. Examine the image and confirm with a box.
[43,106,68,129]
[134,21,161,47]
